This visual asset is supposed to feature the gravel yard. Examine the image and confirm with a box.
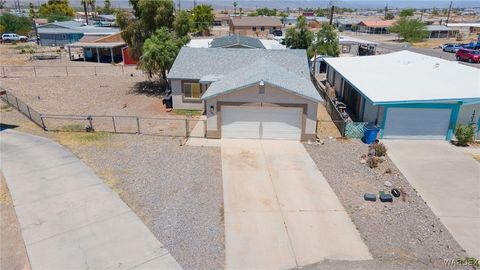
[1,76,170,117]
[1,106,225,270]
[304,139,467,270]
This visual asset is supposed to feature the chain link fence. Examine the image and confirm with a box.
[0,65,145,78]
[312,74,367,139]
[0,89,206,138]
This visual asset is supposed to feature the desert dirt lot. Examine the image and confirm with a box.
[305,140,467,270]
[1,104,225,270]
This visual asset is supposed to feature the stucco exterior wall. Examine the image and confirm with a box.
[170,79,204,110]
[204,84,318,140]
[362,98,384,125]
[458,103,480,125]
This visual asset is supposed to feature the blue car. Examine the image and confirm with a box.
[461,42,480,50]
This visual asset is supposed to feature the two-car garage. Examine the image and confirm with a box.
[221,106,303,140]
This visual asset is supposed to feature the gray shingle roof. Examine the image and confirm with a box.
[167,47,310,80]
[37,21,119,35]
[210,35,265,49]
[201,58,322,102]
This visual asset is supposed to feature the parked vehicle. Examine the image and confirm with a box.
[1,33,28,43]
[455,49,480,63]
[272,30,283,37]
[440,43,459,49]
[461,41,480,50]
[442,44,462,53]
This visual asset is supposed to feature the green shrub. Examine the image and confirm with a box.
[373,142,388,157]
[20,49,26,54]
[455,124,475,146]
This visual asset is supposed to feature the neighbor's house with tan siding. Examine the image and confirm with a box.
[229,16,282,37]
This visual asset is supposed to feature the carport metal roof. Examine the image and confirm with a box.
[67,42,126,49]
[324,51,480,105]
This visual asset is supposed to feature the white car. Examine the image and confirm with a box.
[1,33,28,42]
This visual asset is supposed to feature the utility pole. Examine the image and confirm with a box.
[384,3,388,19]
[446,1,453,25]
[178,0,181,10]
[420,9,425,21]
[193,0,196,8]
[329,5,335,25]
[83,0,89,25]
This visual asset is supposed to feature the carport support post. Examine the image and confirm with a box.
[110,47,114,63]
[96,47,100,63]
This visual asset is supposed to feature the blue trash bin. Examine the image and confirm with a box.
[363,125,380,144]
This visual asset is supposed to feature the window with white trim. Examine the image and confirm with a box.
[183,82,201,99]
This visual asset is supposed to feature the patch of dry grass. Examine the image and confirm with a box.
[56,131,112,148]
[0,104,13,112]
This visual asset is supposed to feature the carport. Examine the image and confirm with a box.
[67,41,126,63]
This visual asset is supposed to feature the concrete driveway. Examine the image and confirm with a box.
[0,129,181,270]
[385,140,480,259]
[221,139,371,269]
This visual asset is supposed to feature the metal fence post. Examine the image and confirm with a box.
[26,105,32,119]
[136,117,140,134]
[94,66,97,76]
[112,116,116,133]
[14,96,19,109]
[185,119,190,137]
[2,66,6,78]
[204,120,207,138]
[40,115,47,130]
[65,66,68,76]
[87,115,94,132]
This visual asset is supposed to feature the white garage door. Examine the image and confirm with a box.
[383,107,452,139]
[221,106,302,140]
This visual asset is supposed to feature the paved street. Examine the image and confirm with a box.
[376,42,480,69]
[0,129,182,270]
[385,140,480,259]
[221,139,371,269]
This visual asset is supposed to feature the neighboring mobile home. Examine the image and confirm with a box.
[323,51,480,140]
[167,48,322,140]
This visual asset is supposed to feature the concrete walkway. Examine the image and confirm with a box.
[385,140,480,259]
[0,129,182,270]
[221,139,371,269]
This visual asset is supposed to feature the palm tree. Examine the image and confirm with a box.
[233,2,237,16]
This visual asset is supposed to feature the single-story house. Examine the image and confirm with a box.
[323,51,480,140]
[213,14,230,26]
[357,20,395,34]
[426,25,459,39]
[187,35,286,49]
[334,18,362,31]
[446,23,480,35]
[37,21,119,46]
[67,32,126,63]
[167,47,322,140]
[229,16,283,37]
